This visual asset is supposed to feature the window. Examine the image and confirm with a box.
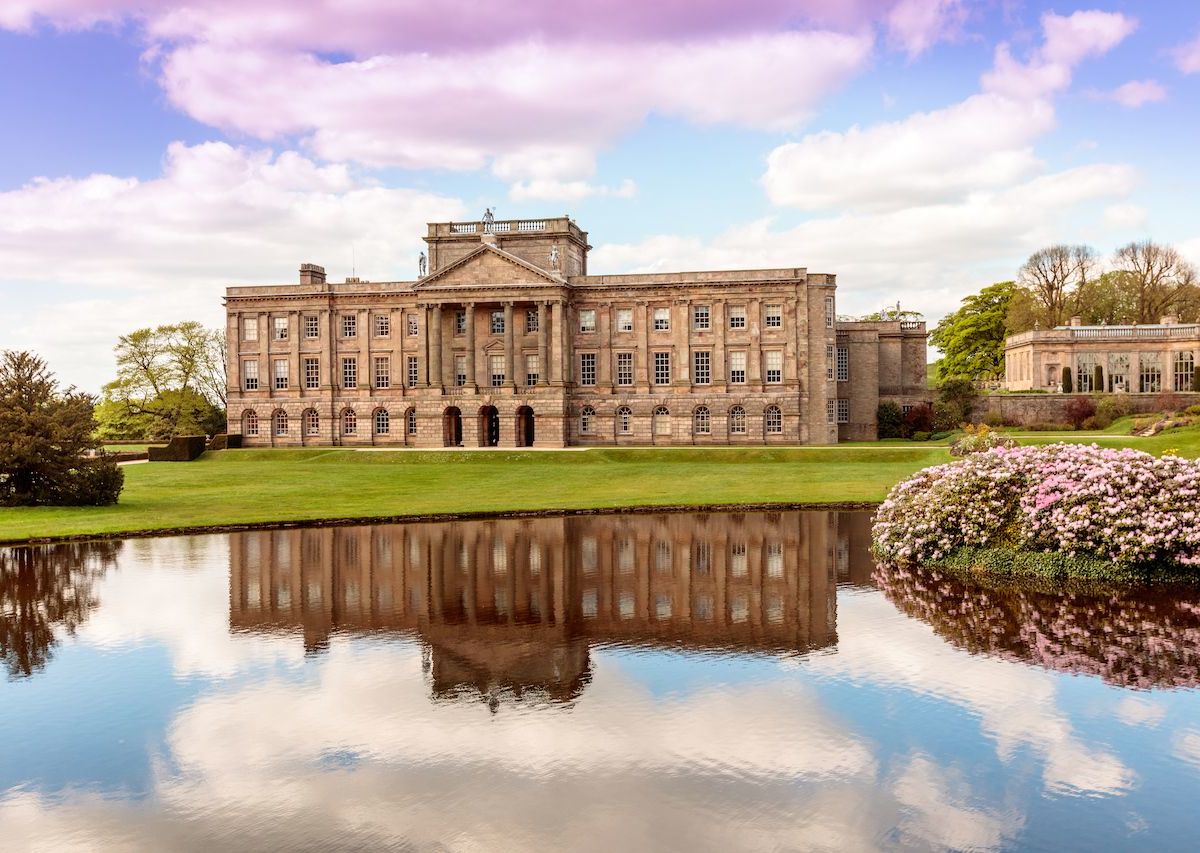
[729,351,746,384]
[341,314,357,338]
[836,346,849,382]
[341,357,357,389]
[374,356,390,389]
[273,317,288,340]
[765,406,783,433]
[693,305,710,330]
[304,357,319,389]
[273,410,288,436]
[243,360,259,391]
[304,409,319,436]
[490,354,505,386]
[243,410,259,436]
[729,406,746,434]
[406,409,417,436]
[304,315,319,338]
[374,409,390,435]
[580,405,595,434]
[1140,352,1162,393]
[374,314,390,337]
[728,305,746,329]
[617,309,633,332]
[1176,352,1195,392]
[1076,353,1096,393]
[525,309,538,333]
[617,406,632,434]
[826,344,835,380]
[826,399,836,425]
[491,311,505,334]
[402,356,416,388]
[273,359,289,390]
[902,404,914,415]
[579,353,596,385]
[526,354,539,386]
[454,355,467,387]
[825,296,835,329]
[765,305,782,329]
[765,351,782,383]
[579,309,596,333]
[693,350,711,385]
[342,409,357,435]
[654,352,671,385]
[1108,353,1129,392]
[693,406,711,435]
[653,307,670,331]
[836,399,850,424]
[407,314,419,336]
[454,310,466,335]
[242,317,258,341]
[616,352,633,386]
[653,406,671,435]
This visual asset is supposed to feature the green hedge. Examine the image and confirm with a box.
[147,435,207,462]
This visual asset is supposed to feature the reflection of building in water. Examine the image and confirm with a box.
[876,564,1200,689]
[229,512,843,702]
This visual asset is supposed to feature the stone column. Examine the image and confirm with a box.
[465,302,477,391]
[551,301,565,385]
[598,304,612,390]
[504,302,516,388]
[537,302,549,386]
[637,300,651,390]
[429,304,443,391]
[714,301,726,388]
[749,298,762,385]
[674,299,690,386]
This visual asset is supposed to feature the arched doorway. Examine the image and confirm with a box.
[443,407,463,447]
[479,405,500,447]
[515,406,535,447]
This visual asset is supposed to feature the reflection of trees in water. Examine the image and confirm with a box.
[874,564,1200,689]
[0,543,118,679]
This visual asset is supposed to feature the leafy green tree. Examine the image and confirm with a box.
[931,281,1016,380]
[102,322,226,439]
[0,351,123,506]
[876,402,903,439]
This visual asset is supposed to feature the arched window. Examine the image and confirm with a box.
[729,406,747,435]
[580,405,595,434]
[304,409,319,436]
[693,406,711,435]
[243,410,259,437]
[765,405,783,434]
[273,410,288,436]
[342,409,357,435]
[617,406,632,435]
[374,409,390,435]
[653,406,671,436]
[406,408,418,436]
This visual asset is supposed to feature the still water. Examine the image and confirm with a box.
[2,511,1200,851]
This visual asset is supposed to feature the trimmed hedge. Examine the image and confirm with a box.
[148,435,207,462]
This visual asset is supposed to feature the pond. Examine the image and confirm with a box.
[2,511,1200,851]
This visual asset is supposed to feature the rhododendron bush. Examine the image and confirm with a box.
[873,443,1200,569]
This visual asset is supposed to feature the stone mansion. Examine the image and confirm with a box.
[225,215,928,447]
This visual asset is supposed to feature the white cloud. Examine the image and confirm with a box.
[886,0,967,58]
[509,177,637,202]
[1171,32,1200,74]
[1113,697,1166,728]
[1100,79,1167,108]
[1103,203,1149,230]
[0,140,463,391]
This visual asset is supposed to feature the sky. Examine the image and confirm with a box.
[1,0,1199,392]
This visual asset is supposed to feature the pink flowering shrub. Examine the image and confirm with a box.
[873,443,1200,568]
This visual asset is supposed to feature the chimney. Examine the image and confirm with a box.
[299,263,326,286]
[1068,315,1083,327]
[1160,314,1179,326]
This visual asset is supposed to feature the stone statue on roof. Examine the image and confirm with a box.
[482,207,495,233]
[418,251,427,277]
[548,243,560,271]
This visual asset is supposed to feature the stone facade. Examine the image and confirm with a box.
[1004,316,1200,394]
[225,215,929,446]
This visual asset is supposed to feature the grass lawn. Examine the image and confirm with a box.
[1,446,949,543]
[5,425,1200,545]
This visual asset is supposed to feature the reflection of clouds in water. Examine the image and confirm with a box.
[805,591,1135,797]
[0,640,1022,853]
[1114,697,1166,728]
[77,536,304,677]
[1172,729,1200,770]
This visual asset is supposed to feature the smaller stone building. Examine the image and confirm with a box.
[1004,315,1200,393]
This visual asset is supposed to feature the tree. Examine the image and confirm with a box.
[0,351,123,506]
[1112,241,1198,324]
[877,402,903,439]
[1061,366,1073,393]
[858,304,924,322]
[102,322,227,439]
[931,281,1016,380]
[1018,245,1096,328]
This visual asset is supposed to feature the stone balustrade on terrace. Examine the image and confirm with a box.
[1006,324,1200,347]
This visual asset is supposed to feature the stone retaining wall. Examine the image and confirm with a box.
[976,392,1200,426]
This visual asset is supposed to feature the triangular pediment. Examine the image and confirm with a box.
[416,244,565,289]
